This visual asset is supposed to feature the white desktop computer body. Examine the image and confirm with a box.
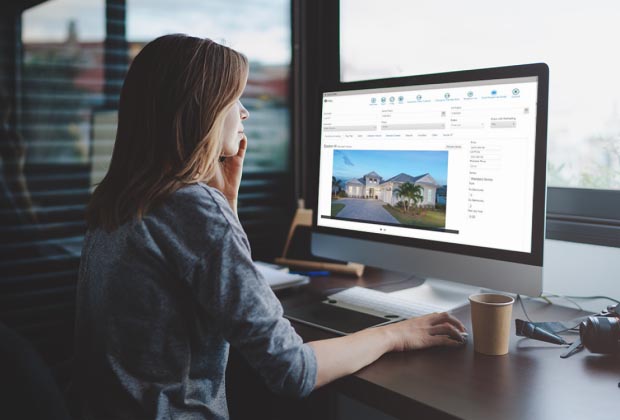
[312,64,549,307]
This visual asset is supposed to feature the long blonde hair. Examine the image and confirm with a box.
[86,34,248,230]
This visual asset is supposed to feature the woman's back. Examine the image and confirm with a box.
[70,183,316,419]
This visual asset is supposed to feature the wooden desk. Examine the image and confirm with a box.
[280,268,620,420]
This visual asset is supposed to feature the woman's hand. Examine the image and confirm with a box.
[208,136,247,213]
[386,312,467,352]
[310,311,466,389]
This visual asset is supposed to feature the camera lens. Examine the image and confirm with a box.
[579,316,620,354]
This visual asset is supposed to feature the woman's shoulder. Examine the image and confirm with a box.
[170,182,226,207]
[171,182,234,219]
[150,182,239,236]
[122,183,243,264]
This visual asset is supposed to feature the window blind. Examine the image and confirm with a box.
[1,0,294,364]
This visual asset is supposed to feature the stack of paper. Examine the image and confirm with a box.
[255,261,309,291]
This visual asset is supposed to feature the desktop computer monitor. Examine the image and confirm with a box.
[312,63,549,300]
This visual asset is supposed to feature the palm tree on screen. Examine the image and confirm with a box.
[394,182,413,212]
[332,176,343,197]
[394,182,423,213]
[410,184,423,212]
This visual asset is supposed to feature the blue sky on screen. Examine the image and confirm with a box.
[333,149,448,185]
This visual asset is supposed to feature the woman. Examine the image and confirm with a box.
[70,34,466,419]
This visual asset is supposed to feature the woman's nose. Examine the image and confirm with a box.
[240,102,249,120]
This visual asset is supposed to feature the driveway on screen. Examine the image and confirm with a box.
[335,198,400,224]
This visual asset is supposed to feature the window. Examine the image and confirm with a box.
[1,0,294,362]
[20,0,293,253]
[339,0,620,247]
[126,0,292,174]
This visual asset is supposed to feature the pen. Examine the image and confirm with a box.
[289,270,330,277]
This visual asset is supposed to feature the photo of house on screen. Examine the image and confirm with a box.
[331,149,448,230]
[345,172,439,207]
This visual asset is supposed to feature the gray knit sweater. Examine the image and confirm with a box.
[70,183,316,419]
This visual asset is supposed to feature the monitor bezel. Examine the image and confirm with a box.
[312,63,549,267]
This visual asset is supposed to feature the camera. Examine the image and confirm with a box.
[579,315,620,354]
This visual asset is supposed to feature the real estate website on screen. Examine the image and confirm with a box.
[317,76,538,253]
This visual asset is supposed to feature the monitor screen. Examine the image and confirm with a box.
[315,65,548,274]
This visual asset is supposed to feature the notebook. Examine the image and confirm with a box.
[254,261,309,290]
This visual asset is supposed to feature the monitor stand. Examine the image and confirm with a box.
[390,277,483,312]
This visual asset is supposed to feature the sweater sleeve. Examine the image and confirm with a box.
[186,191,317,398]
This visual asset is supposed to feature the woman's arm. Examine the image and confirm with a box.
[308,312,466,388]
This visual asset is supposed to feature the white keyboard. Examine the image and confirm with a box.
[327,286,446,319]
